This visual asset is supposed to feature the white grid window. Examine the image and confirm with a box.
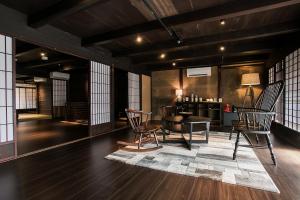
[52,79,67,107]
[268,67,274,84]
[0,34,14,143]
[128,72,140,110]
[274,61,284,124]
[285,49,300,132]
[90,61,111,125]
[15,84,37,110]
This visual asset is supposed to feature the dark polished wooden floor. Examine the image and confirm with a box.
[17,119,89,155]
[1,128,299,200]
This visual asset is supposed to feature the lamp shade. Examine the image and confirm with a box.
[175,89,183,96]
[241,73,260,86]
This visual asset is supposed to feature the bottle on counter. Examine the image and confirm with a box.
[185,96,189,102]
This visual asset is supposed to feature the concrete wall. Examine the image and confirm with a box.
[183,66,218,99]
[220,66,264,106]
[152,70,180,120]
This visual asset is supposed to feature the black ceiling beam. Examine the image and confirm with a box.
[132,33,300,65]
[132,41,273,65]
[113,21,300,57]
[82,0,300,46]
[139,54,268,71]
[17,58,79,69]
[28,0,110,28]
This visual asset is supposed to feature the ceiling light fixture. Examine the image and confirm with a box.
[220,19,226,26]
[172,62,176,66]
[136,36,143,43]
[219,46,225,52]
[160,53,166,59]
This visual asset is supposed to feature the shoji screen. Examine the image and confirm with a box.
[285,49,300,132]
[52,79,67,107]
[16,84,37,110]
[90,61,111,126]
[0,34,14,145]
[128,72,140,110]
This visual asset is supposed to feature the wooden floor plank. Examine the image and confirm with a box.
[0,128,299,200]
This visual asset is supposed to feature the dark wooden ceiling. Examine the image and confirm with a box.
[16,40,88,78]
[1,0,300,71]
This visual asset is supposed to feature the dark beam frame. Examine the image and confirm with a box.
[28,0,110,28]
[132,41,274,65]
[82,0,300,46]
[113,21,300,57]
[139,54,268,71]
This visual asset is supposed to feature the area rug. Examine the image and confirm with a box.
[105,132,279,193]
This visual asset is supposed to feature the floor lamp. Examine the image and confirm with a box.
[241,73,260,107]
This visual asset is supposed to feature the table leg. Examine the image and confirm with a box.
[206,122,210,143]
[189,123,192,150]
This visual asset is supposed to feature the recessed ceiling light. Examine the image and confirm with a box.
[172,62,176,66]
[220,19,226,26]
[219,46,225,52]
[160,53,166,59]
[136,36,143,43]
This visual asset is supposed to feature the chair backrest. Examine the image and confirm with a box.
[255,81,284,112]
[248,81,284,131]
[125,109,150,133]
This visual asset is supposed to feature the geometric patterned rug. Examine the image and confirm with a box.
[105,132,279,193]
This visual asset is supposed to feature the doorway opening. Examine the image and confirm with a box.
[114,68,128,129]
[15,40,89,155]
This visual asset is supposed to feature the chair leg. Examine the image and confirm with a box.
[265,134,277,165]
[138,134,143,149]
[229,126,234,140]
[153,132,159,147]
[233,132,240,160]
[255,134,259,144]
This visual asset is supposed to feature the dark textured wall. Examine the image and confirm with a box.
[152,70,180,120]
[152,66,265,119]
[220,66,264,107]
[183,66,218,99]
[38,80,52,116]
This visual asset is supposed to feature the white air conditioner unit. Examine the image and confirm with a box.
[187,67,211,77]
[50,72,70,80]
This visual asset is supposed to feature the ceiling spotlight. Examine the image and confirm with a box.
[172,62,176,66]
[136,36,143,43]
[220,19,226,26]
[160,53,166,59]
[219,46,225,52]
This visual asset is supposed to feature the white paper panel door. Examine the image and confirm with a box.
[0,34,14,143]
[128,72,140,110]
[90,61,111,125]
